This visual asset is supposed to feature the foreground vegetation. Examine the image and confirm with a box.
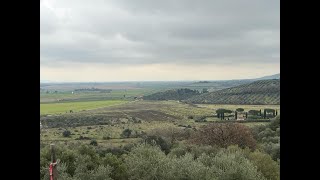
[40,116,280,180]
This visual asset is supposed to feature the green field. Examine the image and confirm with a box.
[40,100,127,115]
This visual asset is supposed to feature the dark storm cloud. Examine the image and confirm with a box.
[40,0,279,66]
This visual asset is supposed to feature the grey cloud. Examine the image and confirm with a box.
[40,0,279,66]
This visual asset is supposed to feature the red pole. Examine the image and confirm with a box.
[49,163,54,180]
[49,144,57,180]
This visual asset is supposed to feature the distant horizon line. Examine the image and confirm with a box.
[40,73,279,84]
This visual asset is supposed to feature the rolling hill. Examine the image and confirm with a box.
[142,88,200,100]
[184,79,280,105]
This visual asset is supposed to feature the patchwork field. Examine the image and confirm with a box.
[41,100,278,147]
[40,100,127,115]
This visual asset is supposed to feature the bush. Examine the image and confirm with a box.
[269,115,280,131]
[168,146,188,158]
[90,140,98,146]
[121,129,132,138]
[124,144,169,180]
[103,136,111,140]
[258,128,276,140]
[198,147,267,180]
[63,130,71,137]
[60,149,77,176]
[102,153,128,179]
[262,143,280,161]
[165,153,214,180]
[147,127,191,144]
[191,123,256,150]
[76,136,91,140]
[195,116,207,122]
[90,165,113,180]
[248,151,280,180]
[143,135,172,154]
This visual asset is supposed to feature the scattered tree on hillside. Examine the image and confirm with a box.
[236,108,244,112]
[216,109,232,120]
[248,110,260,115]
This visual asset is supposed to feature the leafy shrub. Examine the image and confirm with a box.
[121,129,132,138]
[89,165,113,180]
[103,136,111,140]
[248,151,280,180]
[143,135,172,154]
[63,130,71,137]
[198,148,266,180]
[262,143,280,161]
[90,140,98,146]
[195,116,207,122]
[147,127,192,144]
[191,123,257,149]
[269,115,280,131]
[124,144,169,180]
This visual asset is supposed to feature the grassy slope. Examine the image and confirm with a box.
[185,79,280,104]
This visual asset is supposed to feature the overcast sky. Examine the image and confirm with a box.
[40,0,279,82]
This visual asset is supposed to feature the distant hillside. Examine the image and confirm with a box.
[184,79,280,105]
[255,73,280,80]
[143,88,200,100]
